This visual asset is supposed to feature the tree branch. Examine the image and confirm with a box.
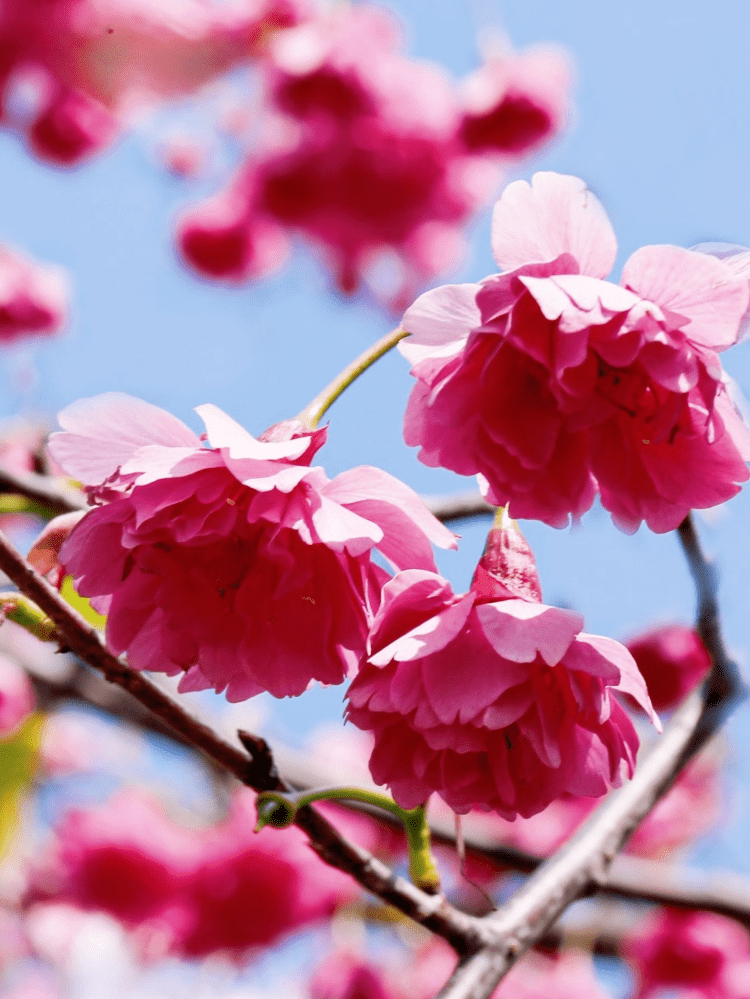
[0,464,86,517]
[423,492,493,523]
[0,527,485,954]
[435,513,746,998]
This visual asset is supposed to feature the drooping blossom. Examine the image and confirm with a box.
[0,248,68,344]
[625,624,711,711]
[47,393,454,700]
[625,908,750,999]
[0,0,306,165]
[400,171,750,532]
[26,787,356,960]
[178,4,572,306]
[346,514,657,818]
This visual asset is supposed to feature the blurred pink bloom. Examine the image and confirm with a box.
[625,624,711,711]
[401,171,750,532]
[0,654,34,737]
[458,47,571,158]
[178,5,572,307]
[311,950,392,999]
[26,787,355,961]
[48,393,454,700]
[0,0,306,165]
[0,247,68,344]
[626,908,750,999]
[346,516,656,817]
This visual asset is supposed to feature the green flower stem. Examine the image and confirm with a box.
[0,592,57,642]
[255,786,441,894]
[297,327,410,429]
[0,494,58,519]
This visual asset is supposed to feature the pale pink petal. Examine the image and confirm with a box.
[50,393,199,484]
[399,284,482,366]
[621,244,749,350]
[311,494,383,555]
[196,403,310,462]
[323,466,456,571]
[491,172,617,278]
[475,599,583,666]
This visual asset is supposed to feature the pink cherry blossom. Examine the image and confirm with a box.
[346,516,657,818]
[625,624,711,711]
[401,171,750,532]
[310,950,392,999]
[0,247,68,343]
[625,908,750,999]
[26,787,356,961]
[178,5,572,307]
[458,47,571,159]
[0,0,305,165]
[48,393,454,700]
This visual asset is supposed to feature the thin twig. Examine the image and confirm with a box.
[0,464,86,516]
[435,513,745,998]
[423,492,493,523]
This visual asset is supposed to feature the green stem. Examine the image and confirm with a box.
[0,495,58,519]
[0,592,57,642]
[255,786,441,894]
[297,327,409,429]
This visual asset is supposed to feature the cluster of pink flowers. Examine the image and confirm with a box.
[46,392,454,700]
[401,171,750,531]
[178,3,571,305]
[626,909,750,999]
[346,514,657,817]
[0,0,304,165]
[25,787,356,960]
[0,247,68,344]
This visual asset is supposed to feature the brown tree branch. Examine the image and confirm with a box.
[435,513,745,998]
[25,639,750,931]
[0,464,86,517]
[0,527,486,954]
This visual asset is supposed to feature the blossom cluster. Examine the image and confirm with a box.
[401,172,750,531]
[25,787,356,960]
[0,0,304,164]
[178,3,571,305]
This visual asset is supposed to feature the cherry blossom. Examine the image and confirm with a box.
[0,0,305,165]
[625,908,750,999]
[47,393,454,700]
[178,5,572,306]
[25,787,355,960]
[0,654,35,737]
[346,516,657,817]
[401,171,750,531]
[0,247,68,344]
[625,623,711,711]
